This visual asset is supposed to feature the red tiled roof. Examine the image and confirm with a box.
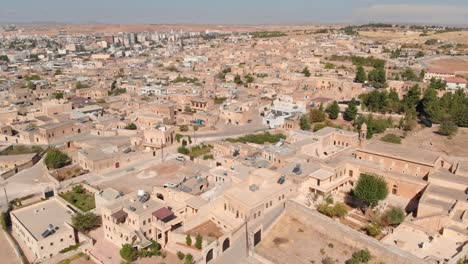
[445,77,468,84]
[427,68,454,75]
[152,207,173,221]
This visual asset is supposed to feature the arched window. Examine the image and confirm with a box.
[222,238,230,252]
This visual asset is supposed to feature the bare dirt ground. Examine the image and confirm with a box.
[425,57,468,73]
[402,126,468,157]
[359,30,468,45]
[0,230,20,264]
[256,214,358,264]
[187,220,224,240]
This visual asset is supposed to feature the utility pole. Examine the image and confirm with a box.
[0,181,9,207]
[3,187,8,206]
[160,142,164,162]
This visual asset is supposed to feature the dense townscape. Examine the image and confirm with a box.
[0,23,467,264]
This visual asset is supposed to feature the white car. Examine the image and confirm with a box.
[176,156,186,162]
[163,182,177,188]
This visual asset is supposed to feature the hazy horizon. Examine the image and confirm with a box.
[1,0,468,26]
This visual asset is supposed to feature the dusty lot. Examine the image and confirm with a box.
[187,220,224,240]
[256,214,359,264]
[256,204,421,264]
[0,230,20,264]
[425,57,468,74]
[403,126,468,157]
[359,30,468,45]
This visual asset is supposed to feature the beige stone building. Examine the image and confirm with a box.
[10,198,77,262]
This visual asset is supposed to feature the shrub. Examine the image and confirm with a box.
[317,202,347,218]
[203,154,214,160]
[120,244,136,262]
[352,249,371,263]
[124,123,137,130]
[185,234,192,246]
[180,125,189,132]
[317,203,336,218]
[380,133,401,144]
[72,185,84,194]
[195,234,203,249]
[185,253,194,264]
[59,243,80,253]
[177,251,185,260]
[382,207,405,226]
[226,132,285,144]
[0,211,11,230]
[178,146,189,155]
[322,257,334,264]
[333,202,348,218]
[366,224,381,237]
[310,104,326,123]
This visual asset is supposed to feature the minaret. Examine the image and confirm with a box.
[359,122,367,147]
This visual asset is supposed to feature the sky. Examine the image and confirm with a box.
[1,0,468,25]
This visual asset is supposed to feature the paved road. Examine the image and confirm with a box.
[184,116,269,142]
[0,159,53,212]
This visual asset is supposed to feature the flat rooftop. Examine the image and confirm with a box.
[11,198,73,241]
[360,141,442,166]
[224,169,293,207]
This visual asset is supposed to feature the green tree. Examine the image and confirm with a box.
[428,78,446,90]
[415,51,425,58]
[75,82,89,89]
[368,67,386,88]
[180,125,189,132]
[71,212,99,232]
[382,207,405,226]
[353,173,388,207]
[44,148,70,169]
[120,244,136,262]
[178,146,190,155]
[420,87,443,123]
[354,66,366,83]
[124,123,137,130]
[400,68,417,81]
[366,224,381,237]
[185,234,192,246]
[54,92,64,100]
[326,101,340,119]
[402,85,421,111]
[351,249,371,263]
[234,74,243,85]
[344,99,358,121]
[300,115,311,130]
[310,104,326,123]
[72,185,84,194]
[387,89,401,113]
[244,74,255,83]
[438,116,458,136]
[195,234,203,249]
[301,66,311,77]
